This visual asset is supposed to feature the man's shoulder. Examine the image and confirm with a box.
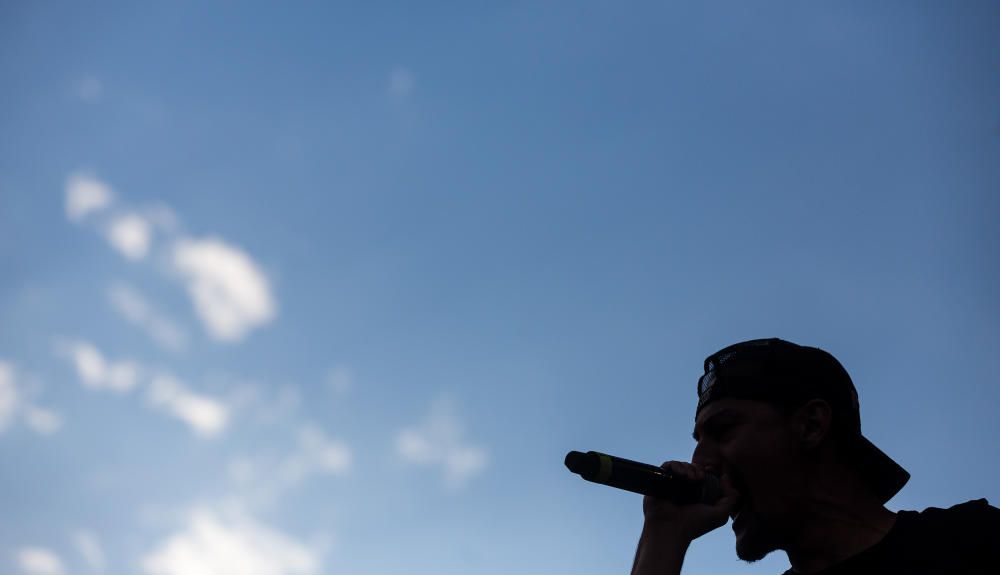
[896,498,1000,570]
[777,500,1000,575]
[904,498,1000,530]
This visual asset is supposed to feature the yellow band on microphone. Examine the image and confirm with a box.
[596,453,613,483]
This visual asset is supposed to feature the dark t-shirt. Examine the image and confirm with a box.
[781,499,1000,575]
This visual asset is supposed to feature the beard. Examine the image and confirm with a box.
[734,510,785,563]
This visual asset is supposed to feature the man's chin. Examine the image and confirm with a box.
[734,519,779,563]
[735,538,773,563]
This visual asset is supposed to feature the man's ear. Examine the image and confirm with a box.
[795,399,834,451]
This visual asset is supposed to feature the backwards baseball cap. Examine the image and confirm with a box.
[695,337,909,504]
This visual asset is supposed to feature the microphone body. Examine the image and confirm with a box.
[564,450,720,505]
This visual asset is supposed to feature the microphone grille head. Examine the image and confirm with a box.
[564,450,598,478]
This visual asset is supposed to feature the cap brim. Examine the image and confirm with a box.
[849,434,910,504]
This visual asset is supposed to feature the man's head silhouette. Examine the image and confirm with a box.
[690,338,909,563]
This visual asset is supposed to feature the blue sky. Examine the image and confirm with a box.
[1,2,998,574]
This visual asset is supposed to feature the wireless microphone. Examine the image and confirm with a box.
[564,450,720,505]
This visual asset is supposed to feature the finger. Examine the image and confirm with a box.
[685,462,705,482]
[661,461,699,481]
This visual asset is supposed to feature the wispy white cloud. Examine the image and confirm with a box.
[108,283,187,352]
[0,361,17,432]
[54,341,242,438]
[75,75,103,102]
[58,340,140,393]
[395,396,488,488]
[290,425,352,477]
[63,171,279,344]
[105,213,152,260]
[388,67,415,97]
[148,373,229,438]
[0,360,62,435]
[73,530,106,572]
[144,203,181,235]
[227,381,300,426]
[172,237,276,342]
[64,173,154,261]
[23,406,62,435]
[56,339,241,437]
[65,172,113,222]
[15,547,65,575]
[324,366,352,395]
[228,424,351,508]
[141,509,320,575]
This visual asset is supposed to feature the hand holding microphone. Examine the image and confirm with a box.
[565,450,741,542]
[564,451,721,504]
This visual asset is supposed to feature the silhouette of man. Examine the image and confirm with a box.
[631,338,999,574]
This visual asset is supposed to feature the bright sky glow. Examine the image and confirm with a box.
[1,3,998,575]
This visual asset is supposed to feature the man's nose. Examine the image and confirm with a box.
[691,441,722,476]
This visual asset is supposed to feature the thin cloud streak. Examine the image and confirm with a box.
[0,361,17,432]
[324,366,352,395]
[0,360,62,435]
[74,75,103,102]
[23,406,62,435]
[148,373,230,438]
[395,396,489,488]
[108,283,188,352]
[74,530,106,571]
[228,424,351,509]
[388,67,415,97]
[57,340,140,393]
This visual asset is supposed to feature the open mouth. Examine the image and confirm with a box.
[729,493,750,524]
[731,507,748,533]
[730,504,743,521]
[728,475,749,522]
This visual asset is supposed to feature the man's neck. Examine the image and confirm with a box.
[784,499,897,574]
